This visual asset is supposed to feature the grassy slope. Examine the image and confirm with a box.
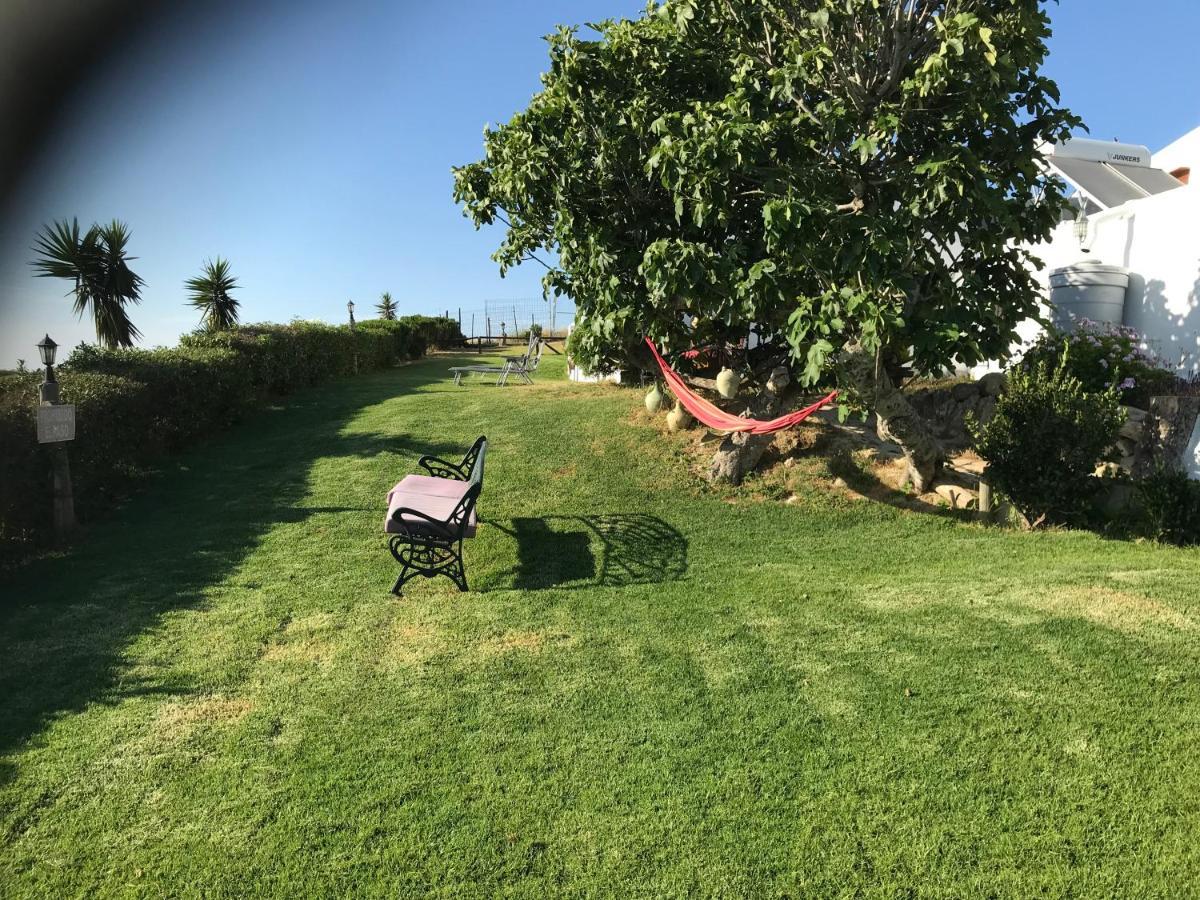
[1,353,1198,897]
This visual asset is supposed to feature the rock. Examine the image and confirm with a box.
[952,382,979,402]
[976,396,997,427]
[785,495,801,505]
[934,483,977,509]
[1119,454,1137,473]
[832,477,848,489]
[1116,437,1138,457]
[1118,419,1144,442]
[978,372,1006,397]
[937,399,960,432]
[1094,461,1122,478]
[1123,406,1148,424]
[992,501,1017,525]
[666,404,692,433]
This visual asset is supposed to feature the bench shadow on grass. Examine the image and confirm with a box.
[0,365,463,784]
[493,514,689,590]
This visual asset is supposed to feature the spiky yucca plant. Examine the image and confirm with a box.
[376,292,397,320]
[186,257,240,331]
[32,218,144,348]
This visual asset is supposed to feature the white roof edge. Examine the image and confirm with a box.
[1153,124,1200,173]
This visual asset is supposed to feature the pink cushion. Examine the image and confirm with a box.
[386,474,471,504]
[384,490,477,538]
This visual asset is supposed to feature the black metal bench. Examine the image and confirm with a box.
[384,437,487,594]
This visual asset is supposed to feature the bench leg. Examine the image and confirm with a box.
[388,542,469,594]
[445,553,468,593]
[391,563,413,596]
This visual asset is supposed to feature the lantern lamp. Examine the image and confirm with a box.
[37,334,58,367]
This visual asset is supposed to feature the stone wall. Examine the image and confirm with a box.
[908,375,1199,481]
[906,372,1006,449]
[1132,396,1200,478]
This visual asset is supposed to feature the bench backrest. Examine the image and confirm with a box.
[470,439,487,488]
[449,481,481,539]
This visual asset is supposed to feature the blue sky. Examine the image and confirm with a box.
[2,0,1198,367]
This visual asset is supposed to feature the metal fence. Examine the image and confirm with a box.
[425,298,577,339]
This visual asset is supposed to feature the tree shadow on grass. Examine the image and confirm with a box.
[492,514,689,590]
[825,451,977,524]
[0,363,463,778]
[786,426,974,525]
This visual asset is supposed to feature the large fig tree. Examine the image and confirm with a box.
[454,0,1078,489]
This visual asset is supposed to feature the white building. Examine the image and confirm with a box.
[1034,127,1199,376]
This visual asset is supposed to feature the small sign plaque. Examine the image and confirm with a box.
[37,404,76,444]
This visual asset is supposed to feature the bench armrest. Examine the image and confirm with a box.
[418,455,467,480]
[389,505,456,540]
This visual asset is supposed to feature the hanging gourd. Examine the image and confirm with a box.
[715,367,741,399]
[666,402,692,433]
[645,382,664,414]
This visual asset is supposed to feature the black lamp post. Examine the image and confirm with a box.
[35,334,75,541]
[347,301,358,373]
[37,333,59,403]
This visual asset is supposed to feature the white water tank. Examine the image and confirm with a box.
[1048,261,1130,330]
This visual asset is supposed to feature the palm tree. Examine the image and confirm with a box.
[376,291,397,320]
[186,257,240,331]
[31,218,143,348]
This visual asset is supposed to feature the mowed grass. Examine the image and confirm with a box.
[2,353,1199,897]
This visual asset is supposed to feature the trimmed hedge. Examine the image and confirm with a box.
[0,316,462,565]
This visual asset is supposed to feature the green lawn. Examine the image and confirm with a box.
[2,353,1199,897]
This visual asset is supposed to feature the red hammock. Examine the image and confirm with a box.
[645,338,838,435]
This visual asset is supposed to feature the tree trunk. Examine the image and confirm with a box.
[708,365,790,485]
[842,346,943,492]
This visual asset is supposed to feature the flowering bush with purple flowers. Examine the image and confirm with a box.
[1020,320,1179,408]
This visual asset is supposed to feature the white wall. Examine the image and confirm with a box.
[1031,183,1200,375]
[1153,125,1200,175]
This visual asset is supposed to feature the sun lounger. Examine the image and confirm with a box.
[449,338,543,386]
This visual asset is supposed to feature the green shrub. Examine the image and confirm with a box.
[1,315,450,565]
[0,371,160,564]
[969,361,1124,527]
[1137,467,1200,546]
[565,326,584,364]
[63,344,248,451]
[1021,321,1179,408]
[180,321,393,392]
[357,318,426,360]
[0,377,45,561]
[400,315,463,349]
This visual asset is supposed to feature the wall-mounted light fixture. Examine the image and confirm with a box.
[1073,196,1091,253]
